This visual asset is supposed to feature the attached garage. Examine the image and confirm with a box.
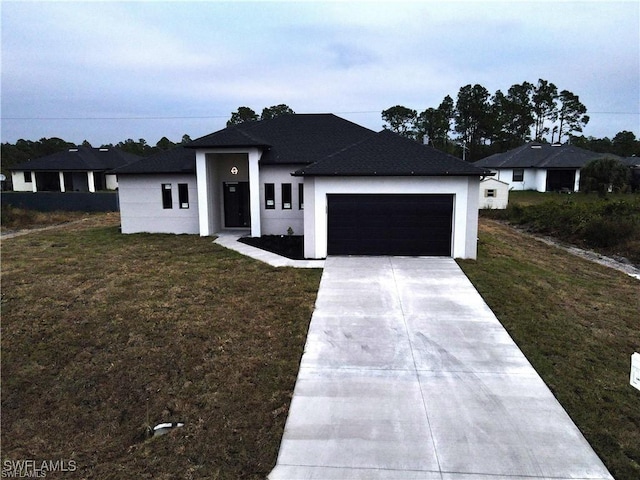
[327,194,453,256]
[294,130,490,260]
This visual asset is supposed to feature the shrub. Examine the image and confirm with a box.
[583,217,636,248]
[580,157,631,195]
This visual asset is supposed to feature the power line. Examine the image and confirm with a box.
[1,110,637,121]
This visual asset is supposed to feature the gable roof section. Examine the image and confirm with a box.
[113,146,195,174]
[294,129,490,177]
[474,142,621,169]
[187,114,376,165]
[9,146,142,172]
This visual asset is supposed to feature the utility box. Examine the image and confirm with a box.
[631,353,640,392]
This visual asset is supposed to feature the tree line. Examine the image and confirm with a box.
[381,78,601,161]
[2,96,638,182]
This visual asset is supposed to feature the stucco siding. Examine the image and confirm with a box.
[303,176,480,259]
[492,168,547,192]
[118,174,199,234]
[11,171,34,192]
[259,165,305,236]
[105,174,118,190]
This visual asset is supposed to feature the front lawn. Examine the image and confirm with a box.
[1,215,321,479]
[2,214,638,478]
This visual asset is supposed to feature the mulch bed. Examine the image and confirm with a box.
[238,235,305,260]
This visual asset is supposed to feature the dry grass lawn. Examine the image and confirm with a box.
[459,219,640,480]
[2,213,639,479]
[1,214,321,479]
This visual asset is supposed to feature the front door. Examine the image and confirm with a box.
[223,182,250,227]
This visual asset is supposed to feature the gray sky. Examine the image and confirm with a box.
[2,0,639,147]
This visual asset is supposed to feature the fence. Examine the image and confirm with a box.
[1,192,119,212]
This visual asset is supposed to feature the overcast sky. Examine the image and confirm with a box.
[2,0,639,147]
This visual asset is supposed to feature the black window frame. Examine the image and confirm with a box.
[298,183,304,210]
[161,183,173,209]
[178,183,189,209]
[265,183,275,209]
[24,171,32,183]
[512,169,524,182]
[282,183,292,209]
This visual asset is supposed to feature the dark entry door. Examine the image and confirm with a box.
[223,182,250,227]
[327,194,453,256]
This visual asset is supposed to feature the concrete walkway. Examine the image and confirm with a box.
[269,256,613,480]
[213,232,324,269]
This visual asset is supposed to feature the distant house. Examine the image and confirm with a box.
[478,178,509,209]
[9,146,142,193]
[474,142,620,192]
[622,156,640,191]
[114,114,491,259]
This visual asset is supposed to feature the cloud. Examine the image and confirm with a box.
[1,1,638,146]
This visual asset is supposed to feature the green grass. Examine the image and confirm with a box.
[459,219,640,480]
[1,215,322,479]
[505,190,639,206]
[3,213,639,478]
[483,192,640,265]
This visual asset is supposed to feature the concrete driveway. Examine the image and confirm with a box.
[269,256,613,480]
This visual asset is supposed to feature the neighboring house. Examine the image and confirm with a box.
[474,142,620,192]
[622,156,640,191]
[9,146,142,192]
[114,114,491,259]
[478,178,509,209]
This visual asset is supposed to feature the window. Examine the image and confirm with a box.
[298,183,304,210]
[161,183,173,209]
[282,183,292,209]
[512,169,524,182]
[265,183,275,209]
[178,183,189,209]
[24,172,32,183]
[485,189,496,198]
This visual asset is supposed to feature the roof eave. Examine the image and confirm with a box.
[184,143,270,150]
[292,171,490,177]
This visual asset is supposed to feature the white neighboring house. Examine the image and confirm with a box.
[474,142,621,192]
[479,178,509,209]
[9,146,141,193]
[114,114,491,259]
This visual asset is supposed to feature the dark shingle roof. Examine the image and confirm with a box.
[113,146,195,174]
[294,129,490,177]
[622,156,640,167]
[474,142,621,169]
[9,146,142,172]
[186,114,376,165]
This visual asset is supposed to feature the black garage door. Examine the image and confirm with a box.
[327,194,453,256]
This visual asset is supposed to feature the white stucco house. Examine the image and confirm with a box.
[9,146,141,192]
[115,114,491,259]
[474,142,620,192]
[478,178,509,209]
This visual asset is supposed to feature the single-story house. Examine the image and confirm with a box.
[474,142,620,192]
[478,178,509,209]
[9,146,141,192]
[114,114,491,259]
